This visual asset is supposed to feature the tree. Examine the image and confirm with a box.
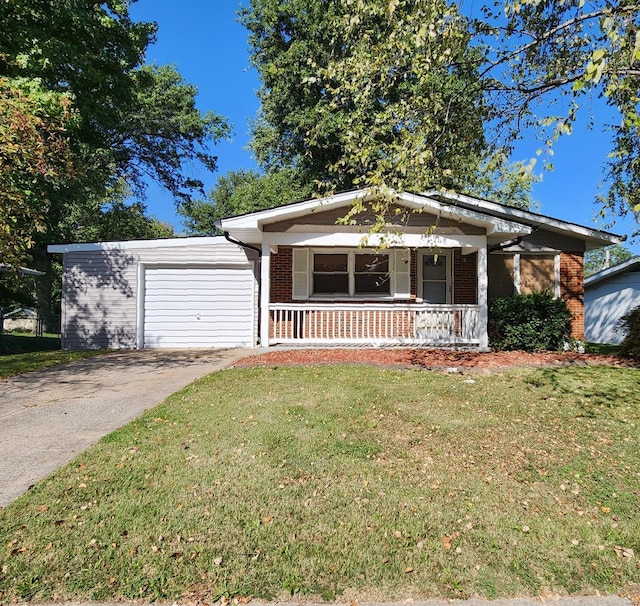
[477,0,640,227]
[180,168,313,235]
[584,244,634,277]
[0,78,75,268]
[241,0,491,225]
[1,1,229,322]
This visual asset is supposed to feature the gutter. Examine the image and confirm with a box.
[222,231,262,257]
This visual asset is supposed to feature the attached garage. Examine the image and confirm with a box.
[141,264,256,348]
[48,237,259,350]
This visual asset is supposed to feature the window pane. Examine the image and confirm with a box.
[313,274,349,294]
[423,282,447,304]
[355,254,389,273]
[422,254,447,280]
[355,274,390,294]
[314,254,347,272]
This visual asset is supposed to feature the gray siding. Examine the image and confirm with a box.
[60,239,257,350]
[585,268,640,344]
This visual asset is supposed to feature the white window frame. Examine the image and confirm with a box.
[417,250,453,304]
[310,248,393,300]
[514,252,561,298]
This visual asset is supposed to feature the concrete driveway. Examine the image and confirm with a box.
[0,348,250,508]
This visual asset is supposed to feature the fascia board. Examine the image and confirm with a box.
[221,189,531,239]
[47,236,227,254]
[262,231,488,249]
[425,189,623,246]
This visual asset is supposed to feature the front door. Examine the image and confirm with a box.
[420,252,451,304]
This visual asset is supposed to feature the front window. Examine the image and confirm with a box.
[312,251,390,297]
[313,253,348,295]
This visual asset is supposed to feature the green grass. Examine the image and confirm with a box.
[1,365,639,603]
[0,332,107,379]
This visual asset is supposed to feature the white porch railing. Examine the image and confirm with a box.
[269,303,482,346]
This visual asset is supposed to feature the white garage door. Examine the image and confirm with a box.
[143,265,255,348]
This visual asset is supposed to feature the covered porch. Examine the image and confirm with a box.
[268,302,483,346]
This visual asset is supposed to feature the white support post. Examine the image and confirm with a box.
[260,243,271,348]
[477,243,489,349]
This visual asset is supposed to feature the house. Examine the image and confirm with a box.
[48,189,621,350]
[585,256,640,344]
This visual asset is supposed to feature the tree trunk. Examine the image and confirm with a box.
[31,248,60,334]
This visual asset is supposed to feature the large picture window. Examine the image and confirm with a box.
[312,251,390,297]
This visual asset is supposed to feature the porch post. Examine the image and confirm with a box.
[260,243,271,348]
[477,243,489,349]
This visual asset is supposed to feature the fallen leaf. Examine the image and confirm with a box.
[614,546,634,559]
[404,567,414,573]
[214,556,223,566]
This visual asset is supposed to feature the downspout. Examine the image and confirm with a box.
[222,231,263,347]
[222,231,262,257]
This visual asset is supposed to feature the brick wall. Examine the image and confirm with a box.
[453,250,477,304]
[560,251,584,339]
[271,247,293,304]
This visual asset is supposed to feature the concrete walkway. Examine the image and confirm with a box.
[0,348,249,508]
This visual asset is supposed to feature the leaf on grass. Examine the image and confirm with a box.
[213,556,223,566]
[614,546,634,559]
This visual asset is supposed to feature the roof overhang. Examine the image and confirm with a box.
[219,189,532,244]
[585,256,640,288]
[47,235,226,254]
[425,190,623,251]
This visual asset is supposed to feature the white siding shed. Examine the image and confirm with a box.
[585,257,640,344]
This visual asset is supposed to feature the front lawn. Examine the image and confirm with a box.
[1,365,638,603]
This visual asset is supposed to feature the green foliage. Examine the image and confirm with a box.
[180,168,313,235]
[479,0,640,228]
[241,0,499,226]
[584,244,634,277]
[0,77,76,266]
[618,305,640,361]
[489,291,573,351]
[0,0,228,318]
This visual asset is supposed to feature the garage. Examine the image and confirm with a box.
[142,264,256,348]
[49,237,259,350]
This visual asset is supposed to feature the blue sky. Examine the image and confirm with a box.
[129,1,639,253]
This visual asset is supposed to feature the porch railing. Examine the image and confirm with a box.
[269,303,482,346]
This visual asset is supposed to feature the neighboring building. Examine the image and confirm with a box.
[49,189,621,350]
[585,256,640,344]
[1,308,38,333]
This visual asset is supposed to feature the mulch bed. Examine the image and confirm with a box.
[233,347,634,372]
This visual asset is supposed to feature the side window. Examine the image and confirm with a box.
[519,254,556,294]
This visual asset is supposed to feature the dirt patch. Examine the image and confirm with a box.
[233,347,632,372]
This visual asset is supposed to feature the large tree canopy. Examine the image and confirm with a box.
[476,0,640,224]
[1,0,229,321]
[240,0,489,201]
[235,0,639,234]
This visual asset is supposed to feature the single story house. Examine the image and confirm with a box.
[48,189,622,350]
[585,256,640,344]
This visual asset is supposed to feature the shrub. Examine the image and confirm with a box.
[489,291,573,351]
[618,305,640,361]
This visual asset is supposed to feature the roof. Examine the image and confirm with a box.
[219,188,622,249]
[585,256,640,288]
[0,265,45,276]
[47,235,227,254]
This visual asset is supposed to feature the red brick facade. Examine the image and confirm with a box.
[560,251,584,340]
[269,247,585,339]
